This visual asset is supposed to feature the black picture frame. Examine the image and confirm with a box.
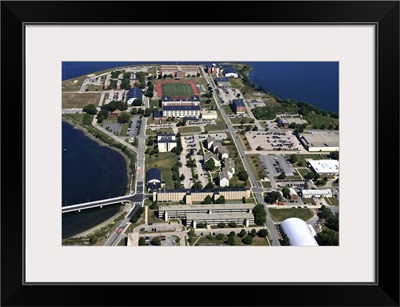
[1,1,399,306]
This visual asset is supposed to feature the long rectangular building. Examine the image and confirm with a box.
[153,188,251,204]
[298,131,339,152]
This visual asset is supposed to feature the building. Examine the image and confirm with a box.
[108,109,122,118]
[161,95,200,107]
[158,203,255,228]
[299,189,333,198]
[288,188,298,202]
[308,159,339,176]
[218,168,230,187]
[298,131,339,152]
[153,188,251,204]
[126,88,143,105]
[162,105,201,119]
[157,133,177,152]
[206,136,216,151]
[146,168,163,190]
[218,145,229,160]
[221,65,239,78]
[231,99,246,114]
[205,63,219,74]
[214,77,231,87]
[103,73,111,89]
[280,218,319,246]
[223,158,235,179]
[204,152,221,167]
[159,64,198,78]
[201,109,218,120]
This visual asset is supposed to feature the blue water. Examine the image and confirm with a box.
[62,121,127,238]
[246,62,339,113]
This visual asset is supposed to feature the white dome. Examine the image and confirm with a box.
[280,218,319,246]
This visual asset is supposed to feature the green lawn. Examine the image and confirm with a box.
[63,113,84,124]
[206,120,227,131]
[195,234,269,246]
[290,154,325,166]
[150,99,160,109]
[145,152,177,189]
[304,113,339,129]
[296,168,312,178]
[237,134,252,150]
[248,154,267,181]
[301,198,317,205]
[325,197,339,206]
[222,105,233,115]
[261,181,272,188]
[178,126,201,134]
[161,82,194,97]
[230,117,254,125]
[269,208,313,222]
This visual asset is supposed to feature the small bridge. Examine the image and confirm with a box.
[62,195,135,214]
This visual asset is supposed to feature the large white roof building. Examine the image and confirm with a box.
[280,218,319,246]
[308,159,339,176]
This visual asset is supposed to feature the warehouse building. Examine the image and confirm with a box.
[308,159,339,176]
[298,131,339,152]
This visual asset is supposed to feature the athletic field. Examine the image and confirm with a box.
[161,82,194,97]
[157,80,199,98]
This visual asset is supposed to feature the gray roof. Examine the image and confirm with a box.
[146,168,162,182]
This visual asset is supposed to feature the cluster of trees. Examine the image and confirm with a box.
[131,98,143,106]
[129,206,144,224]
[252,204,267,225]
[120,78,131,90]
[135,72,147,88]
[171,164,182,189]
[202,195,226,204]
[82,114,93,126]
[237,170,248,181]
[328,151,339,160]
[97,100,127,123]
[171,135,183,155]
[82,104,97,115]
[145,81,155,98]
[150,201,158,210]
[191,180,203,190]
[110,70,121,78]
[319,205,339,231]
[176,118,186,127]
[265,191,282,204]
[277,172,286,179]
[205,158,216,171]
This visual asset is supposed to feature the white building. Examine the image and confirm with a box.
[300,189,333,198]
[157,133,177,152]
[218,169,230,187]
[298,131,339,152]
[201,109,218,120]
[280,218,319,246]
[218,145,229,160]
[308,159,339,176]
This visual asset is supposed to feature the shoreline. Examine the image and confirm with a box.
[62,116,133,196]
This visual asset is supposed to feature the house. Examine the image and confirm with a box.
[108,109,122,118]
[126,88,143,105]
[231,99,246,114]
[157,133,177,152]
[218,145,229,160]
[223,158,235,179]
[214,77,231,87]
[218,169,230,187]
[204,152,221,167]
[206,136,216,151]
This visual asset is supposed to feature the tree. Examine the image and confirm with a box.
[328,151,339,160]
[138,237,146,246]
[305,172,315,180]
[82,104,97,115]
[188,229,196,237]
[180,174,185,181]
[147,139,154,146]
[245,125,252,131]
[265,191,281,204]
[117,111,131,123]
[282,187,290,198]
[215,195,225,204]
[256,146,263,151]
[204,182,214,189]
[250,229,257,237]
[150,201,158,210]
[252,126,258,131]
[228,221,237,228]
[226,236,235,246]
[151,237,161,246]
[217,222,226,228]
[203,195,212,204]
[191,181,203,190]
[257,228,268,238]
[205,158,216,171]
[297,161,303,167]
[289,154,297,163]
[242,235,253,245]
[242,197,246,203]
[132,98,143,106]
[216,233,225,240]
[277,172,286,179]
[237,171,248,181]
[316,229,339,246]
[253,204,267,225]
[238,229,247,238]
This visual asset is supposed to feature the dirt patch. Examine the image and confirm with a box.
[62,93,101,108]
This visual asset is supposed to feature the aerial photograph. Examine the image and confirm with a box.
[62,61,339,247]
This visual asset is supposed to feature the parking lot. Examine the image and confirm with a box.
[247,99,266,109]
[218,87,238,103]
[102,122,123,135]
[126,116,141,137]
[104,90,127,104]
[246,131,306,152]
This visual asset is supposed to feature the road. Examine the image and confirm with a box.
[201,66,281,246]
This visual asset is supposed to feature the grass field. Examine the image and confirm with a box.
[269,208,313,222]
[161,82,194,97]
[145,152,177,189]
[325,197,339,206]
[62,93,101,108]
[248,154,267,181]
[178,126,201,134]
